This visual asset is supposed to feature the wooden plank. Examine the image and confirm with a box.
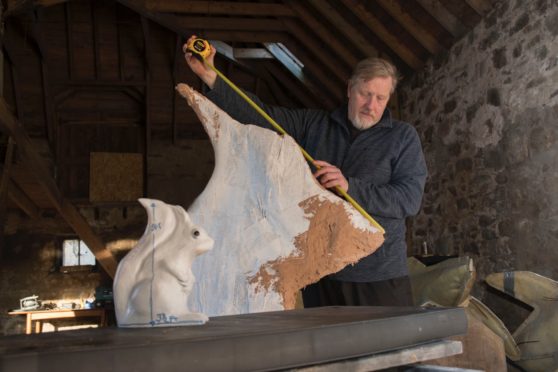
[8,180,41,219]
[31,9,57,149]
[263,42,336,109]
[89,152,143,202]
[415,0,468,38]
[281,39,342,106]
[375,0,444,55]
[146,0,295,17]
[285,0,358,70]
[339,0,423,70]
[233,48,273,60]
[0,98,118,277]
[201,31,287,43]
[172,35,181,144]
[306,0,379,59]
[280,18,350,85]
[295,340,463,371]
[0,138,15,253]
[247,62,295,107]
[173,16,285,31]
[264,62,321,109]
[464,0,493,15]
[442,0,482,29]
[3,0,34,17]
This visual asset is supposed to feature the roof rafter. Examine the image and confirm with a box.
[339,0,423,70]
[146,1,296,17]
[415,0,467,38]
[0,99,119,277]
[374,0,445,55]
[284,0,358,72]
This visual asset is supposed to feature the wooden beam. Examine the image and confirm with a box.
[146,1,296,17]
[0,138,16,252]
[278,39,347,109]
[339,0,423,70]
[3,0,34,18]
[141,16,150,197]
[65,2,75,80]
[263,42,332,108]
[284,0,358,71]
[416,0,467,38]
[464,0,493,16]
[374,0,444,55]
[233,48,273,59]
[0,99,118,277]
[31,9,57,150]
[247,62,295,107]
[8,179,41,219]
[172,34,181,144]
[280,18,349,85]
[115,0,270,64]
[173,16,285,31]
[442,0,482,29]
[200,31,287,44]
[264,62,321,109]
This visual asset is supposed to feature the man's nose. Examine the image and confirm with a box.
[366,96,376,109]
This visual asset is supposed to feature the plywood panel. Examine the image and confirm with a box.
[89,152,143,202]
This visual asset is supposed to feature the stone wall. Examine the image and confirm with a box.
[400,0,558,325]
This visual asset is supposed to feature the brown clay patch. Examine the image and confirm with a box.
[249,195,384,309]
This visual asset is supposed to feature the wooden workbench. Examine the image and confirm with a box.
[8,308,106,334]
[1,306,466,372]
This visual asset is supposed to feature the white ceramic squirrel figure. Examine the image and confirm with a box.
[113,198,214,327]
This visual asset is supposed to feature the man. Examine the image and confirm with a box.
[184,36,427,307]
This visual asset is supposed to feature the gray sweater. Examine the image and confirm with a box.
[206,78,428,282]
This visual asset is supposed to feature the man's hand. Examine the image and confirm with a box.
[313,160,349,193]
[183,35,218,89]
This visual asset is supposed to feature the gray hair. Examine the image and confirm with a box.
[348,57,399,94]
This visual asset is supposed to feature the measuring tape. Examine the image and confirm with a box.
[186,38,385,234]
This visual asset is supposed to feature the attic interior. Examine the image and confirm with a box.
[1,0,557,370]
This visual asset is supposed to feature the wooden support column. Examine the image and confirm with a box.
[171,35,181,144]
[0,100,118,277]
[141,16,151,197]
[0,138,16,257]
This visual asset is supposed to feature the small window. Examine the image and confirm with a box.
[62,239,96,267]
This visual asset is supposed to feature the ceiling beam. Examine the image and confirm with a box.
[247,62,296,107]
[374,0,444,55]
[3,0,34,18]
[233,48,273,60]
[339,0,423,70]
[416,0,467,38]
[284,0,358,71]
[264,42,336,109]
[464,0,493,16]
[174,16,286,32]
[146,1,296,17]
[280,18,349,86]
[0,99,119,277]
[305,0,379,59]
[8,180,41,219]
[0,138,16,249]
[264,62,321,109]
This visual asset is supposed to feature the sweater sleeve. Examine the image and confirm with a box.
[205,77,318,145]
[347,125,427,219]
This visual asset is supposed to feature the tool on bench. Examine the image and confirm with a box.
[185,38,384,234]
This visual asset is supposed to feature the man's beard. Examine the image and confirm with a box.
[350,113,376,130]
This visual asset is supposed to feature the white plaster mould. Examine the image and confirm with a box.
[176,83,384,316]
